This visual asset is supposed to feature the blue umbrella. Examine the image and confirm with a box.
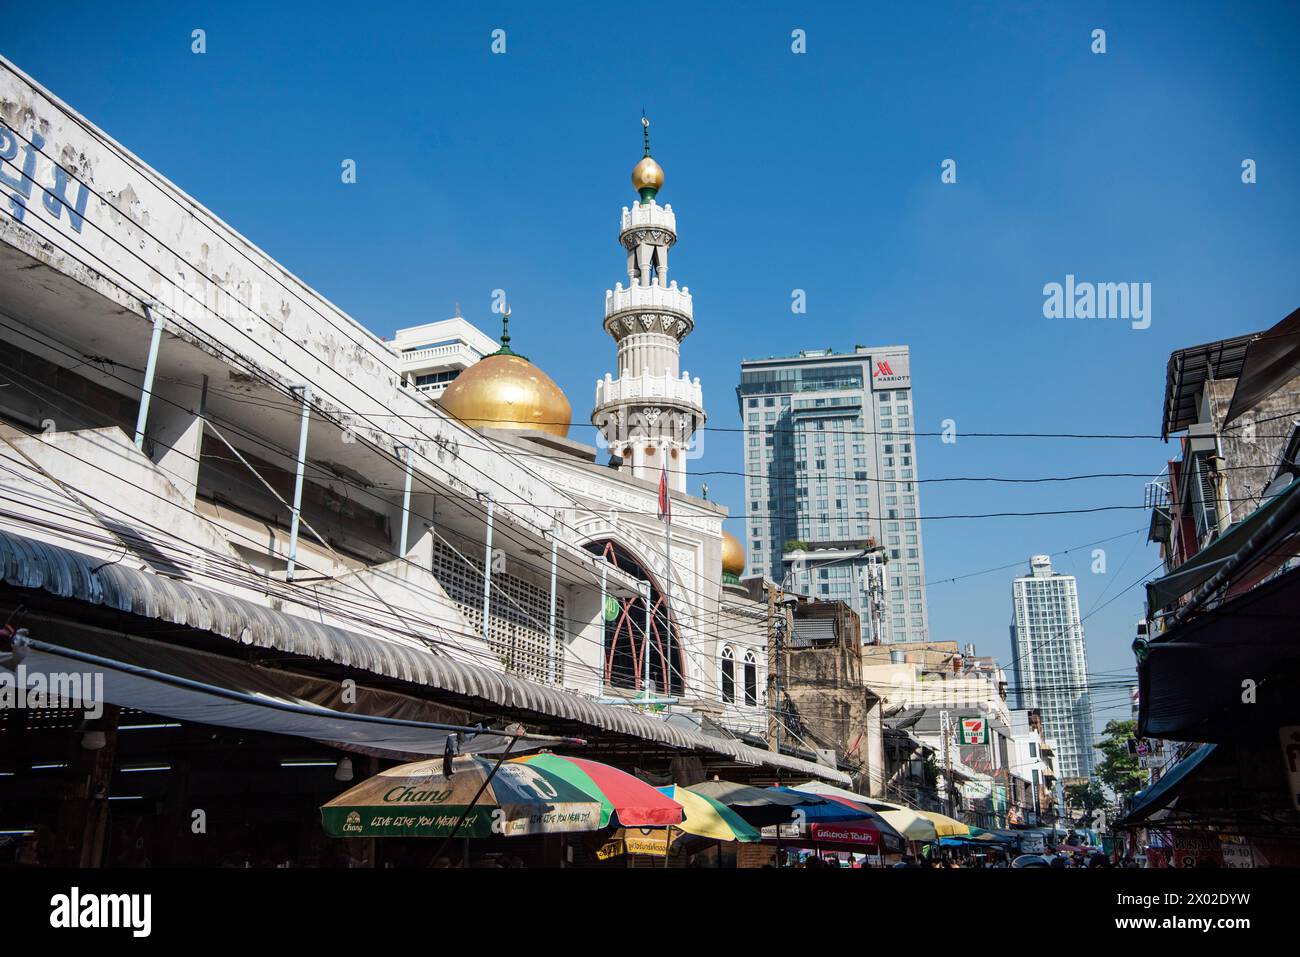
[766,787,871,822]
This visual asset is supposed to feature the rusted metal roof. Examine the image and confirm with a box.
[1161,334,1253,439]
[0,528,848,783]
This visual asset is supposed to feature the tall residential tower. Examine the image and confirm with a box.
[736,345,930,644]
[1009,555,1096,781]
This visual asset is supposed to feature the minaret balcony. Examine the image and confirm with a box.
[594,371,704,414]
[620,201,676,236]
[604,280,693,322]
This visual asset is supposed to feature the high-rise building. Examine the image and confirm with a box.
[1009,555,1096,780]
[736,346,930,644]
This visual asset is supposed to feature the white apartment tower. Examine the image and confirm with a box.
[1009,555,1096,780]
[736,345,930,644]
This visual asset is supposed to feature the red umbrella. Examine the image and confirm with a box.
[509,754,683,827]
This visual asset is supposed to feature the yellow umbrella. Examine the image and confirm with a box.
[658,785,761,842]
[875,808,939,842]
[910,809,970,837]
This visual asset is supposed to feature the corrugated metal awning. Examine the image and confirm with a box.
[0,528,849,783]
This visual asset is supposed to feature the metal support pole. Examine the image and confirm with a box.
[547,529,559,684]
[285,386,311,581]
[133,305,165,450]
[398,444,414,557]
[664,519,672,688]
[597,558,607,698]
[481,494,494,642]
[642,583,653,697]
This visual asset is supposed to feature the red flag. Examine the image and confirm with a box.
[657,466,671,524]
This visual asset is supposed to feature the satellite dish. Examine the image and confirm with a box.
[1262,472,1294,501]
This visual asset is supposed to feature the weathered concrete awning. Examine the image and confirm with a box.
[0,528,848,783]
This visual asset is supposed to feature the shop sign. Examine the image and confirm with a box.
[1220,839,1256,868]
[959,717,989,745]
[597,827,672,859]
[808,822,879,847]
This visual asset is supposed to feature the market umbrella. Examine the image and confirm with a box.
[509,753,683,827]
[657,785,761,842]
[788,780,876,805]
[874,809,939,842]
[782,791,907,849]
[687,779,819,827]
[790,782,937,841]
[912,809,970,838]
[321,754,604,838]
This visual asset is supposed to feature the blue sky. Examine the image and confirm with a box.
[8,1,1300,730]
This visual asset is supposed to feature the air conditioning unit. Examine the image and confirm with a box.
[815,748,837,768]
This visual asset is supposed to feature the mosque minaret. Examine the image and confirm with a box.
[592,117,705,493]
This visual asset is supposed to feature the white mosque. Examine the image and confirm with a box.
[395,121,759,726]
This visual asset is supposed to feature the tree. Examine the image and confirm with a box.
[1065,780,1106,817]
[1094,719,1145,798]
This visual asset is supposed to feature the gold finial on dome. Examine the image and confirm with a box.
[721,529,746,583]
[632,111,664,203]
[437,308,572,439]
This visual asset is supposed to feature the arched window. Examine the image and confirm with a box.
[584,539,686,696]
[743,651,758,706]
[720,647,735,703]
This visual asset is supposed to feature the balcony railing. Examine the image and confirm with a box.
[594,371,703,411]
[604,281,693,321]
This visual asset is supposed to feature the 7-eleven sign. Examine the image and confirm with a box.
[959,717,989,745]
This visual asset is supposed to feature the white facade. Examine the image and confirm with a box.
[390,317,499,399]
[0,60,830,777]
[1009,555,1096,780]
[1008,709,1051,826]
[592,187,704,493]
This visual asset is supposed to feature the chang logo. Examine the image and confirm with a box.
[343,811,363,834]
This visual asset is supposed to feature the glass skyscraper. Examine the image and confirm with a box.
[1009,555,1096,781]
[736,345,931,644]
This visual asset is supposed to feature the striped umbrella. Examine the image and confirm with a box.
[509,754,684,827]
[658,785,761,842]
[320,754,603,838]
[791,781,937,841]
[688,779,820,827]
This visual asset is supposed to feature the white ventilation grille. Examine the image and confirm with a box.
[432,540,564,685]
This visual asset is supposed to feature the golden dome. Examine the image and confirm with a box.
[438,314,571,439]
[721,530,746,579]
[632,155,665,195]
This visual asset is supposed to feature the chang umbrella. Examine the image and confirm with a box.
[658,785,761,842]
[508,754,683,827]
[321,754,604,838]
[687,779,819,827]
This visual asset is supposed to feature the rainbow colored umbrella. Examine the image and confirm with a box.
[657,785,761,842]
[320,755,603,838]
[509,754,683,827]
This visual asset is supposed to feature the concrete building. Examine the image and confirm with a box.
[1008,708,1059,827]
[1009,555,1096,780]
[861,642,1014,825]
[389,316,500,400]
[0,60,854,864]
[736,345,930,644]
